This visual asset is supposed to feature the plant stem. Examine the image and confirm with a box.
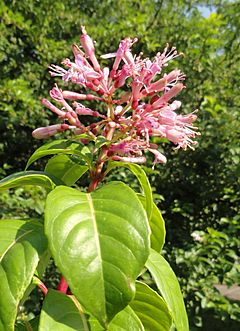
[32,275,48,296]
[57,276,69,294]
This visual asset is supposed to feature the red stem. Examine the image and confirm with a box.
[37,282,48,296]
[57,276,69,293]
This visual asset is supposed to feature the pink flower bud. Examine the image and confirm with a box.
[32,124,69,139]
[75,105,103,118]
[148,148,167,165]
[80,26,101,72]
[114,65,130,88]
[49,85,64,102]
[142,77,167,95]
[132,81,143,104]
[177,111,198,124]
[169,100,182,111]
[152,83,185,109]
[112,155,146,164]
[42,99,66,117]
[80,26,95,57]
[165,69,181,83]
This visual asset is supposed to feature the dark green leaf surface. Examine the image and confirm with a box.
[26,139,91,169]
[0,219,48,331]
[106,162,153,219]
[145,249,189,331]
[39,290,87,331]
[45,182,150,327]
[0,171,60,191]
[45,154,88,186]
[138,195,165,253]
[130,281,172,331]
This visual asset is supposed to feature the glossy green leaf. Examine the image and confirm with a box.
[0,219,48,331]
[45,182,150,327]
[106,161,153,219]
[0,171,61,191]
[25,139,91,169]
[145,249,189,331]
[109,306,144,331]
[45,154,88,186]
[138,195,166,253]
[39,290,88,331]
[89,305,144,331]
[130,281,173,331]
[19,249,51,310]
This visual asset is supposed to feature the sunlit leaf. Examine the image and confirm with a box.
[138,195,165,252]
[130,281,173,331]
[39,290,88,331]
[0,171,61,191]
[0,219,48,331]
[25,139,91,169]
[106,161,153,219]
[45,154,88,186]
[45,182,150,327]
[145,249,189,331]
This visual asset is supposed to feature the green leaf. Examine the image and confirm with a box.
[0,219,48,331]
[0,171,61,191]
[94,135,110,149]
[39,289,88,331]
[137,195,166,253]
[106,161,153,219]
[108,306,144,331]
[25,139,92,169]
[45,182,150,327]
[145,249,189,331]
[130,281,173,331]
[89,306,144,331]
[45,155,88,186]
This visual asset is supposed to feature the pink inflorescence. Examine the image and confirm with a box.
[33,26,200,166]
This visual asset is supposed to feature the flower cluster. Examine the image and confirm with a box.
[33,26,200,166]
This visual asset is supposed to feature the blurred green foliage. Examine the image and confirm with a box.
[0,0,239,329]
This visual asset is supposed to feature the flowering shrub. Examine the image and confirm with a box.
[0,27,198,330]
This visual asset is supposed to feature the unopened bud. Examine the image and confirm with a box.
[80,26,101,72]
[32,124,69,139]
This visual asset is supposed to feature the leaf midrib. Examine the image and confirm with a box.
[86,193,106,316]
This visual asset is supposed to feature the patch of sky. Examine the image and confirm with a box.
[197,5,215,18]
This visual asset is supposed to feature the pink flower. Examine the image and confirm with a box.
[33,28,200,167]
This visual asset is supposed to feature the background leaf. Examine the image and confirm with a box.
[145,249,189,331]
[45,181,150,327]
[0,219,48,331]
[45,154,88,186]
[39,289,88,331]
[130,281,173,331]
